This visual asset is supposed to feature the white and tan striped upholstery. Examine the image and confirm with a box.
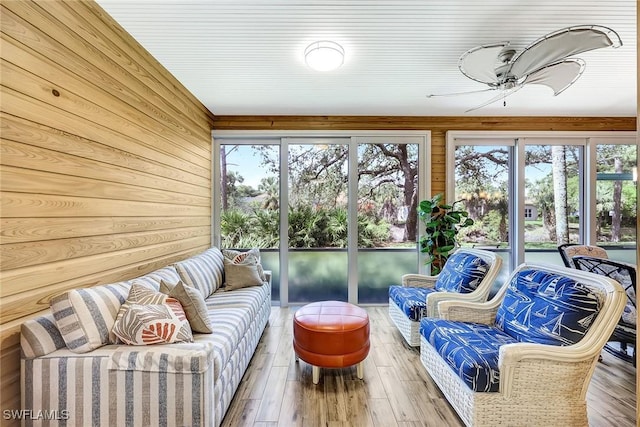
[49,282,131,353]
[20,313,66,359]
[174,248,225,298]
[21,248,272,427]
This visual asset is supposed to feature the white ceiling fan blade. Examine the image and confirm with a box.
[523,59,585,95]
[465,86,522,113]
[427,87,498,98]
[458,43,510,84]
[508,25,622,79]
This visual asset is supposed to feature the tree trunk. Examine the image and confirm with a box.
[551,146,569,244]
[611,156,623,242]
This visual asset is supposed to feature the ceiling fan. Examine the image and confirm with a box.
[427,25,622,112]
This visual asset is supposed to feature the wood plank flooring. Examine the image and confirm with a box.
[222,306,637,427]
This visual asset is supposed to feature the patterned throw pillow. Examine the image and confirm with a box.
[112,282,193,345]
[495,269,602,345]
[50,282,130,353]
[112,302,193,345]
[434,252,489,293]
[161,280,213,333]
[222,248,266,282]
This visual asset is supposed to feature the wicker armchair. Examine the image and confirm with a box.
[388,248,501,346]
[557,243,608,267]
[572,255,636,365]
[419,263,626,427]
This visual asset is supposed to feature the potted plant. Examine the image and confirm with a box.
[418,193,474,274]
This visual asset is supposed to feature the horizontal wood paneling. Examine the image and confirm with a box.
[1,116,211,190]
[1,216,211,245]
[1,227,210,270]
[0,1,213,420]
[212,115,636,132]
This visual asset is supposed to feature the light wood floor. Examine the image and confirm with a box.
[222,306,637,427]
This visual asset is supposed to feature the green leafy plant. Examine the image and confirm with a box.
[418,194,474,274]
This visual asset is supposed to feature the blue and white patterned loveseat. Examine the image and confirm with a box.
[419,263,626,427]
[20,247,271,427]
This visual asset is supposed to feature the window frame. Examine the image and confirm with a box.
[447,130,637,271]
[213,130,431,306]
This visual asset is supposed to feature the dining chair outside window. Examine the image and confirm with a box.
[557,243,608,268]
[572,255,636,366]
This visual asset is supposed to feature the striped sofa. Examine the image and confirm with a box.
[20,247,271,427]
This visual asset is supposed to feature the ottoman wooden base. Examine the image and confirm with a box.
[293,300,370,384]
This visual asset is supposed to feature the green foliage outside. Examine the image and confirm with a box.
[221,206,390,249]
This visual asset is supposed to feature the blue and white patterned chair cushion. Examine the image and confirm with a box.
[420,318,518,392]
[434,252,489,293]
[388,285,438,321]
[495,269,603,345]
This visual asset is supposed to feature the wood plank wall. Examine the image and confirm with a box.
[212,116,636,196]
[0,1,213,418]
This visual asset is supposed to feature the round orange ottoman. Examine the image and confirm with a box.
[293,300,370,384]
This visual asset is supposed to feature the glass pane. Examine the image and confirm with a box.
[454,145,510,249]
[595,144,637,254]
[356,142,419,302]
[288,143,349,303]
[523,144,581,265]
[220,144,280,302]
[220,144,280,249]
[453,144,511,283]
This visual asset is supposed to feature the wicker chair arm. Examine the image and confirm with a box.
[401,273,438,288]
[498,342,602,399]
[437,300,500,324]
[426,291,491,317]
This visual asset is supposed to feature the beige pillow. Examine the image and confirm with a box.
[223,259,265,290]
[159,280,176,294]
[162,280,213,334]
[222,248,266,281]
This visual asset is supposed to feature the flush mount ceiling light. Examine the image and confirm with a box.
[304,41,344,72]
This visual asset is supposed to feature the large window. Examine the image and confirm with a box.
[449,132,637,278]
[214,132,429,305]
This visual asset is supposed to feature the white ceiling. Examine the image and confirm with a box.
[97,0,637,117]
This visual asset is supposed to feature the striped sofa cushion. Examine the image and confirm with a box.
[50,282,130,353]
[173,248,225,298]
[136,266,182,290]
[20,312,66,358]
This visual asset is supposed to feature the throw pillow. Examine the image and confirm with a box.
[222,248,266,282]
[173,248,225,299]
[112,282,183,343]
[434,252,489,293]
[495,269,602,346]
[159,280,176,294]
[49,282,130,353]
[161,280,213,334]
[112,302,193,345]
[223,259,265,290]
